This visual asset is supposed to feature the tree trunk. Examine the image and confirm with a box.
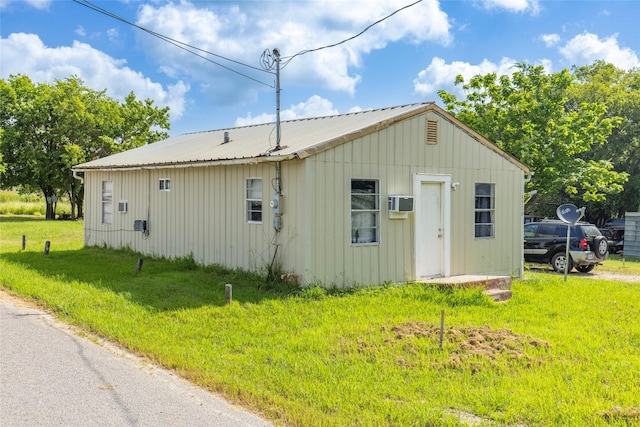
[76,187,84,218]
[45,200,55,220]
[42,187,57,220]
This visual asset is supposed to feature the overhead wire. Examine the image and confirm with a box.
[73,0,424,85]
[73,0,275,88]
[280,0,423,69]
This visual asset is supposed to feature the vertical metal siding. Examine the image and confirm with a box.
[83,111,525,286]
[304,111,524,285]
[84,161,308,276]
[624,213,640,258]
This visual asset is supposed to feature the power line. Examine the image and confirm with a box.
[73,0,275,88]
[280,0,423,69]
[74,0,424,86]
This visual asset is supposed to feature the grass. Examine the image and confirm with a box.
[1,215,640,426]
[600,254,640,276]
[0,189,72,216]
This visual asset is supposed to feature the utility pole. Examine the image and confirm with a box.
[273,48,281,151]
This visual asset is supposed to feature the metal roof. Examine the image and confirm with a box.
[73,102,529,172]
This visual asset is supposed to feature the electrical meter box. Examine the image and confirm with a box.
[270,194,282,214]
[388,195,414,212]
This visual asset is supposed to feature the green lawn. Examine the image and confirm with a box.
[1,215,639,426]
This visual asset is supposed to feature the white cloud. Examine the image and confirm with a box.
[75,26,87,37]
[235,95,339,126]
[0,33,189,120]
[559,32,640,70]
[413,57,519,99]
[135,0,452,102]
[541,33,560,48]
[0,0,50,11]
[106,28,119,43]
[477,0,539,14]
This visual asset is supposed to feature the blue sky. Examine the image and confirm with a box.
[1,0,639,136]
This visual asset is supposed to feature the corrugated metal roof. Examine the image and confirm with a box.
[74,103,433,170]
[73,102,529,172]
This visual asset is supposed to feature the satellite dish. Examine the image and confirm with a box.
[556,203,585,224]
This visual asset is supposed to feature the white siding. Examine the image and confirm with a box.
[303,111,524,285]
[82,108,525,287]
[84,161,307,276]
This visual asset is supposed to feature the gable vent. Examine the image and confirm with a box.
[426,119,438,145]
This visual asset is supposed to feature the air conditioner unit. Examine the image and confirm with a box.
[388,195,414,212]
[118,200,128,213]
[133,220,147,232]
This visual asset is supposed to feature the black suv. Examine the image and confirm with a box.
[600,218,625,254]
[524,220,608,273]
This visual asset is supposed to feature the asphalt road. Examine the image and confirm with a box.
[0,291,273,427]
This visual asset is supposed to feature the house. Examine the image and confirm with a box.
[73,103,530,287]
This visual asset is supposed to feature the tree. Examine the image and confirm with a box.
[438,63,628,218]
[0,75,170,219]
[568,61,640,221]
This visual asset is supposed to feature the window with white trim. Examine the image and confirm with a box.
[159,178,171,191]
[246,178,262,222]
[351,179,380,244]
[102,181,113,225]
[475,183,495,238]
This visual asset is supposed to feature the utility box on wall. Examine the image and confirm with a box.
[133,220,148,232]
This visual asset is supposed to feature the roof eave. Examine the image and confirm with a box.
[72,153,299,172]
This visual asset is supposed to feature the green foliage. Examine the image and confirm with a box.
[0,74,170,219]
[438,62,628,214]
[2,217,640,426]
[568,61,640,220]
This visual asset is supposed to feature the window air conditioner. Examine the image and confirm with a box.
[388,195,414,212]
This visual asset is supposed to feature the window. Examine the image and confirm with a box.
[474,183,495,238]
[102,181,113,225]
[351,179,380,244]
[246,178,262,222]
[118,200,128,213]
[159,178,171,191]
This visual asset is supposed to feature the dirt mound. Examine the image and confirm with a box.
[384,321,550,371]
[600,406,640,423]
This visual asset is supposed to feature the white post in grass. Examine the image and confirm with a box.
[225,284,232,304]
[439,310,445,350]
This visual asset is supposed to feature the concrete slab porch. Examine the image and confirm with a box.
[420,275,512,302]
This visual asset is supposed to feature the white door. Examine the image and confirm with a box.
[415,181,447,278]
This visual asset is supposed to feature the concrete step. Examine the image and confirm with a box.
[423,275,512,302]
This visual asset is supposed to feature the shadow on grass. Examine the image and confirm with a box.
[1,247,299,311]
[0,215,48,223]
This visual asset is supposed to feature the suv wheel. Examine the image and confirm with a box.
[551,252,573,273]
[576,265,595,273]
[593,236,608,259]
